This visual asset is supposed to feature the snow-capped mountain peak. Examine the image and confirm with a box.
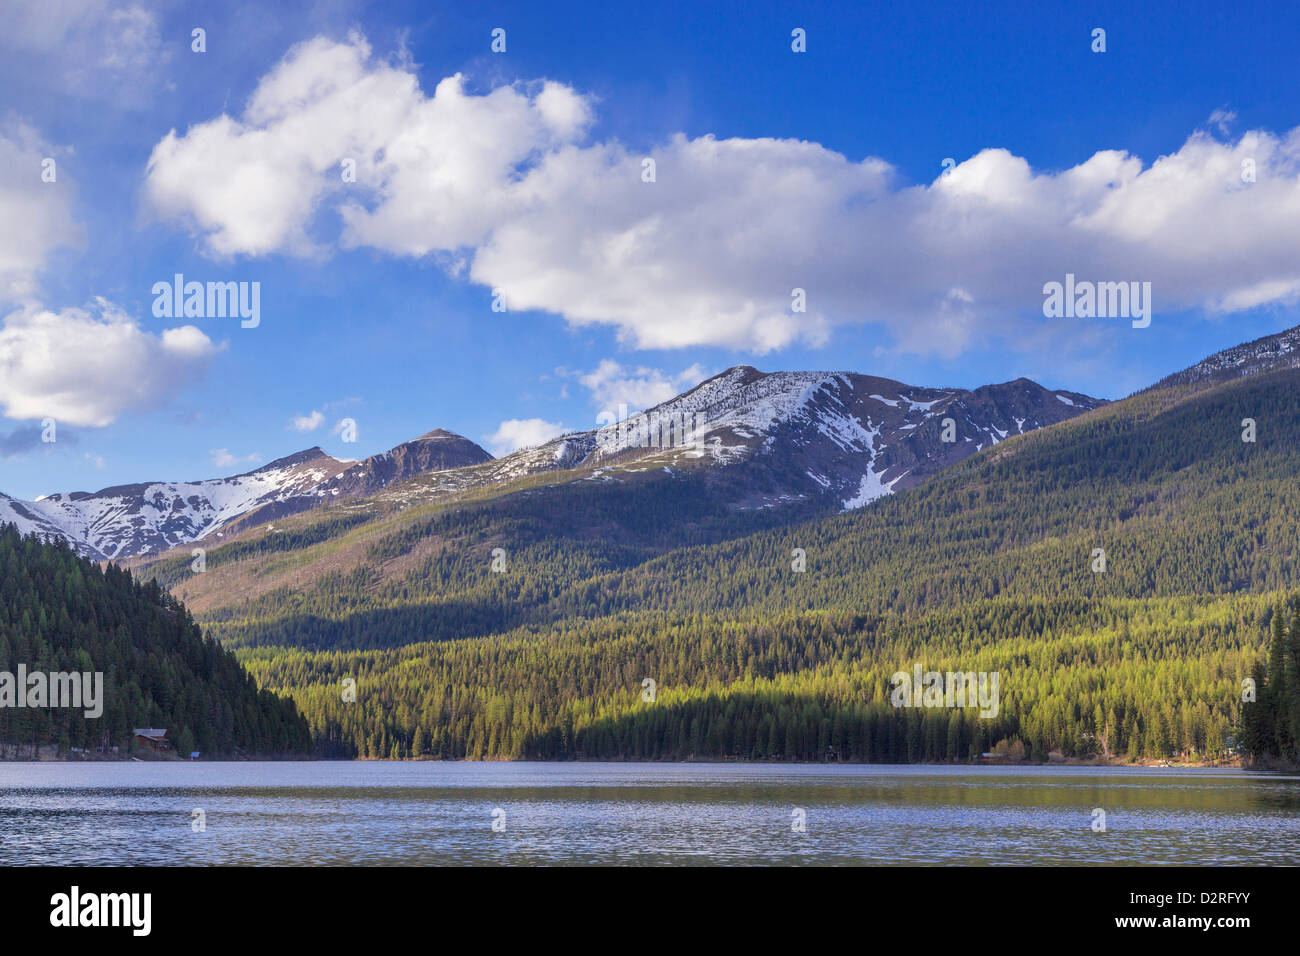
[0,366,1108,560]
[1,435,491,560]
[382,366,1106,514]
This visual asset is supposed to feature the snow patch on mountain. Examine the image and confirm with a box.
[842,467,908,510]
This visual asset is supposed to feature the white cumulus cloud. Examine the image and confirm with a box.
[143,36,1300,358]
[576,360,709,411]
[210,448,262,469]
[290,409,325,431]
[0,299,218,427]
[143,32,591,259]
[0,124,83,302]
[485,418,566,456]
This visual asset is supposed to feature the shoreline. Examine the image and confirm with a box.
[2,751,1255,769]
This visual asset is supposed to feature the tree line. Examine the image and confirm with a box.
[0,525,310,758]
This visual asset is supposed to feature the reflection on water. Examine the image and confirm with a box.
[2,762,1298,865]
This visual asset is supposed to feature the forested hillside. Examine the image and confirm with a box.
[97,325,1300,765]
[141,366,1300,649]
[0,525,311,758]
[207,359,1300,764]
[244,593,1266,762]
[139,464,825,650]
[1239,597,1300,767]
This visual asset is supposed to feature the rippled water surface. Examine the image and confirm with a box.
[2,762,1297,865]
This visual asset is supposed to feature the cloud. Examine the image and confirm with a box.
[144,33,1300,358]
[0,0,168,103]
[575,360,709,411]
[0,424,42,458]
[290,409,325,431]
[289,399,360,435]
[143,32,591,258]
[210,448,261,469]
[0,298,218,427]
[0,124,83,301]
[0,423,70,459]
[1208,109,1237,136]
[485,418,566,456]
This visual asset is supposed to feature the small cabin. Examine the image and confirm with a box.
[133,728,169,752]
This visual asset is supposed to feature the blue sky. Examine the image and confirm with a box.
[1,0,1299,499]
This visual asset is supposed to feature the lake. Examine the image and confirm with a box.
[2,762,1298,865]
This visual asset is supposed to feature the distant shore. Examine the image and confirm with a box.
[2,744,1260,769]
[0,744,308,762]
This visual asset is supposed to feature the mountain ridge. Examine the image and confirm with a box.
[0,431,492,560]
[1,364,1107,561]
[22,316,1300,566]
[151,321,1300,763]
[1148,324,1300,391]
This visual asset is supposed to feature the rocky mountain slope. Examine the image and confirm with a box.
[2,366,1101,560]
[1149,324,1300,391]
[165,321,1300,766]
[0,430,492,560]
[318,366,1105,515]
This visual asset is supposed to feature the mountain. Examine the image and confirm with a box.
[466,367,1103,511]
[128,321,1300,763]
[0,432,493,561]
[1,366,1100,561]
[322,429,493,494]
[1149,324,1300,390]
[250,364,1104,516]
[211,429,494,538]
[98,364,1099,649]
[5,447,354,561]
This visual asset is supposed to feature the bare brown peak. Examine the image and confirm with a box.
[414,428,475,443]
[248,447,338,474]
[971,377,1045,396]
[401,428,493,460]
[357,429,494,472]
